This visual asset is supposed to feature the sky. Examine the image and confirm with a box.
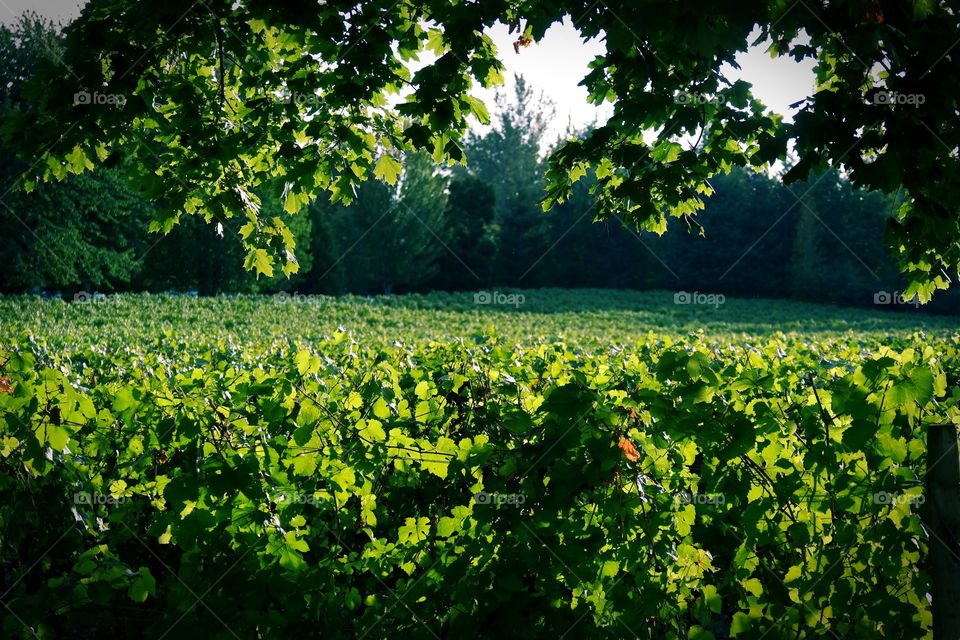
[0,0,84,24]
[480,17,815,144]
[3,1,816,142]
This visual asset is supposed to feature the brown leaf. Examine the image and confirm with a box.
[865,0,884,23]
[618,437,640,462]
[513,36,533,55]
[0,376,12,394]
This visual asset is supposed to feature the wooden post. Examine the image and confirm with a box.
[927,423,960,640]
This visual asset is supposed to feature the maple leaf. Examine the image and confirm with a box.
[0,376,12,394]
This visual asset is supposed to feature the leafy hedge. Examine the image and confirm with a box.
[2,318,955,639]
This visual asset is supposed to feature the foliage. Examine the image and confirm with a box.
[4,1,957,298]
[532,0,960,302]
[4,289,956,347]
[0,16,955,311]
[0,14,150,292]
[653,167,909,306]
[0,166,149,292]
[430,173,498,290]
[3,0,505,281]
[310,151,448,294]
[137,188,313,295]
[463,77,555,285]
[0,291,957,638]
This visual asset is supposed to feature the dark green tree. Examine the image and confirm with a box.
[429,173,497,290]
[136,189,312,294]
[464,76,554,284]
[0,14,149,293]
[652,167,795,298]
[311,152,448,294]
[787,170,901,304]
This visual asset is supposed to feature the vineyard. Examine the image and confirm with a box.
[1,290,958,639]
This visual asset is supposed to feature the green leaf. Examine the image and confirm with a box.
[888,364,934,408]
[875,430,908,463]
[294,349,310,374]
[374,154,403,185]
[650,141,682,164]
[283,189,306,214]
[702,584,722,613]
[742,578,762,597]
[730,612,753,636]
[463,95,490,124]
[128,567,156,603]
[346,391,364,410]
[398,516,430,544]
[42,424,70,452]
[296,400,321,429]
[245,248,275,278]
[331,466,356,491]
[689,627,715,640]
[295,349,320,375]
[359,419,387,443]
[361,494,377,526]
[345,587,361,610]
[420,437,456,478]
[292,452,319,476]
[414,380,431,400]
[372,397,391,419]
[600,560,619,578]
[914,0,936,19]
[842,419,875,450]
[436,517,458,538]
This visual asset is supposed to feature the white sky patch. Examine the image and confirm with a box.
[481,21,817,143]
[475,17,613,143]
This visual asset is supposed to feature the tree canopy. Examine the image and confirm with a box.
[3,0,958,299]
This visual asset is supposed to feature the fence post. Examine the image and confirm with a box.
[927,423,960,640]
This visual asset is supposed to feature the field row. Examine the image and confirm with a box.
[0,294,958,638]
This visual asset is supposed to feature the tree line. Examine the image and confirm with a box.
[1,15,957,313]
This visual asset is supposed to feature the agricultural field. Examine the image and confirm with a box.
[1,290,958,639]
